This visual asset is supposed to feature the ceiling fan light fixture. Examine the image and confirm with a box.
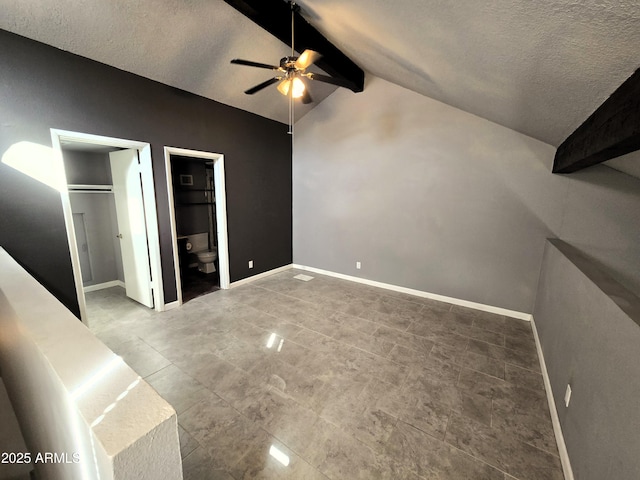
[277,77,305,98]
[276,78,290,96]
[291,77,305,98]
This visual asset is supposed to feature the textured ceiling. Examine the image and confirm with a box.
[1,0,639,148]
[0,0,338,124]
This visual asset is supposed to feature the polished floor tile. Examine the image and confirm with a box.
[87,271,564,479]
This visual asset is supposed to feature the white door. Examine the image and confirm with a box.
[109,149,154,308]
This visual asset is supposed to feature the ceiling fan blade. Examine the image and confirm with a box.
[231,59,281,70]
[301,83,313,104]
[306,72,353,89]
[301,90,313,104]
[295,50,322,70]
[245,77,280,95]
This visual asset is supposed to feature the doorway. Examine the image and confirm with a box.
[164,147,230,306]
[51,129,164,325]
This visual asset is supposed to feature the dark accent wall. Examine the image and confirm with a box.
[0,30,292,316]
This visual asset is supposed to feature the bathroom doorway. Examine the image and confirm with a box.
[164,147,230,306]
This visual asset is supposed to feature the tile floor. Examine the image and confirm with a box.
[87,269,564,480]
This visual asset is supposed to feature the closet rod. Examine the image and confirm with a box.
[68,184,113,193]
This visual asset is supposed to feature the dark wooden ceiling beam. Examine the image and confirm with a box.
[223,0,364,93]
[553,68,640,173]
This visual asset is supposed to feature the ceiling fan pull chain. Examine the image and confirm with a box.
[288,84,294,135]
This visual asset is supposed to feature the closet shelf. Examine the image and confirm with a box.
[175,188,215,192]
[68,184,113,193]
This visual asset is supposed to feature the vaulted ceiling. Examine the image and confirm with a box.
[1,0,639,149]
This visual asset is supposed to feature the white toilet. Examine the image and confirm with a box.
[186,233,217,274]
[196,248,217,274]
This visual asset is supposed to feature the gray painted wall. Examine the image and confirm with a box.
[533,239,640,480]
[293,76,640,313]
[69,193,124,287]
[64,148,125,287]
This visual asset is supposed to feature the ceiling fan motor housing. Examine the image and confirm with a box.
[280,56,300,70]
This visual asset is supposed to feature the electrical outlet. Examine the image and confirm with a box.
[564,384,572,407]
[249,260,254,269]
[356,261,361,269]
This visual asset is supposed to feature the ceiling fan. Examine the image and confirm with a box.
[230,1,352,132]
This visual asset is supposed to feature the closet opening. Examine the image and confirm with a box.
[51,129,164,326]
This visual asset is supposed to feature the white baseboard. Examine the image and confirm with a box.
[230,264,293,288]
[83,280,125,293]
[292,264,531,321]
[531,316,574,480]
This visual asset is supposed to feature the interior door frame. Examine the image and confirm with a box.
[51,129,165,325]
[164,146,230,307]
